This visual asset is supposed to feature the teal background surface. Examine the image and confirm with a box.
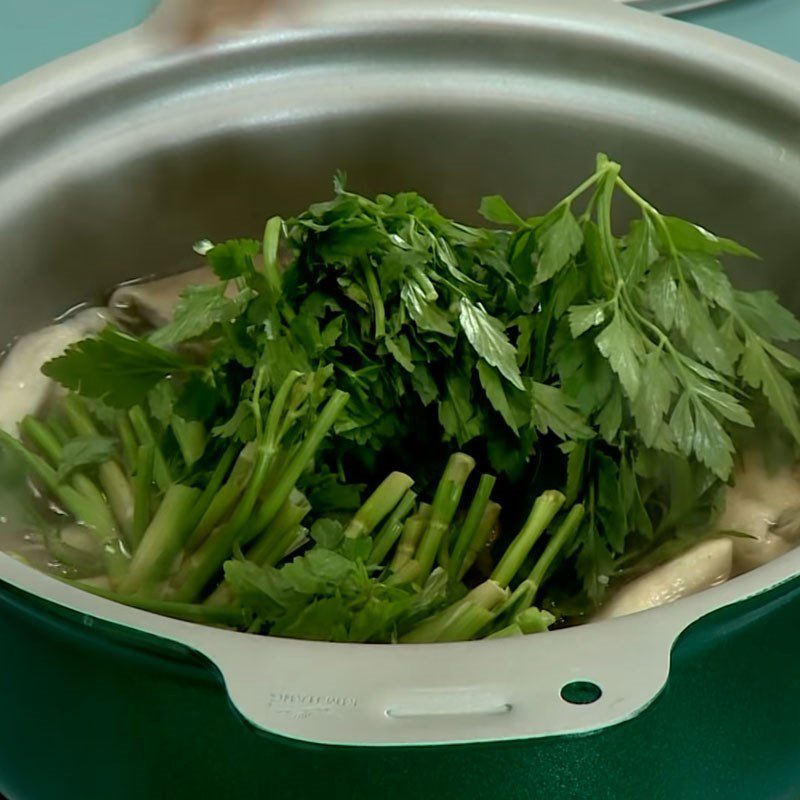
[1,0,799,84]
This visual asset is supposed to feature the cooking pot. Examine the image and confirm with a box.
[2,2,800,798]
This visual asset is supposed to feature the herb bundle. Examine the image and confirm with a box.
[3,154,799,639]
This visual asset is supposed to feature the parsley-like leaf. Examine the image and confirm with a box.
[56,436,117,482]
[670,394,695,457]
[740,335,800,444]
[310,518,345,550]
[620,218,658,285]
[682,253,734,310]
[568,302,607,339]
[459,298,524,390]
[630,351,677,448]
[691,398,735,479]
[681,288,735,375]
[530,382,593,440]
[150,285,254,348]
[401,279,455,337]
[594,312,645,400]
[42,328,193,409]
[477,361,521,434]
[479,195,526,227]
[644,260,679,332]
[734,291,800,342]
[385,336,415,373]
[660,217,758,259]
[206,239,260,280]
[597,385,623,442]
[438,374,482,444]
[535,207,583,285]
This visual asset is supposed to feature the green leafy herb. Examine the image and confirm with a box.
[7,153,796,639]
[459,299,524,390]
[42,328,194,408]
[149,285,255,347]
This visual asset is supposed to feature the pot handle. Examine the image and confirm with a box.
[0,554,782,746]
[188,610,680,746]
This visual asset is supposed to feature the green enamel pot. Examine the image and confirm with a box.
[2,2,800,798]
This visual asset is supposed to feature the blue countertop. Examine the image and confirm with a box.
[1,0,799,84]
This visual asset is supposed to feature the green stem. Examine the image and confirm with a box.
[389,503,431,571]
[97,462,135,547]
[258,523,309,570]
[20,416,108,509]
[615,175,686,274]
[262,216,284,302]
[595,165,624,286]
[210,500,311,608]
[516,607,556,635]
[400,598,470,643]
[557,166,612,211]
[486,623,524,640]
[184,445,238,534]
[275,525,309,561]
[597,169,696,394]
[344,472,414,540]
[491,509,583,628]
[437,528,453,571]
[0,430,128,579]
[490,604,555,638]
[401,580,507,644]
[238,390,351,548]
[62,395,97,438]
[44,527,104,575]
[47,417,71,445]
[527,504,586,596]
[437,604,495,643]
[262,370,301,448]
[169,391,348,603]
[363,259,386,338]
[246,491,312,567]
[20,416,62,464]
[204,582,235,608]
[492,580,535,623]
[2,430,89,520]
[458,501,502,580]
[385,559,422,588]
[449,474,496,581]
[72,580,247,628]
[370,490,417,565]
[118,484,201,595]
[491,491,565,588]
[415,453,476,582]
[436,580,508,642]
[62,398,137,543]
[132,444,155,548]
[129,406,172,491]
[171,417,207,468]
[117,415,139,473]
[565,442,587,507]
[169,444,276,602]
[184,444,256,552]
